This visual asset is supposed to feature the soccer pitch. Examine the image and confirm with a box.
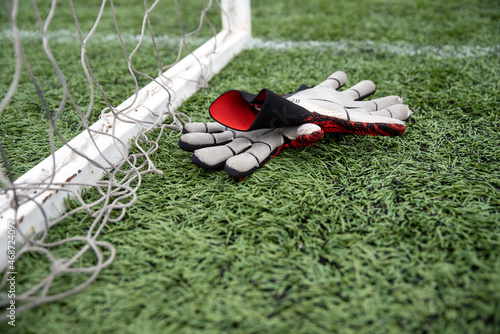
[1,0,499,333]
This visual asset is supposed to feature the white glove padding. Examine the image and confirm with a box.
[209,71,412,136]
[178,122,323,179]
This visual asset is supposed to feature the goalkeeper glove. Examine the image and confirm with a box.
[209,71,412,135]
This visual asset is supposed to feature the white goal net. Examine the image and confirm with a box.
[0,0,250,316]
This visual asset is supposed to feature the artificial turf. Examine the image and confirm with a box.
[1,0,499,333]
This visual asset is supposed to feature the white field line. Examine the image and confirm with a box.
[1,29,499,58]
[247,38,500,59]
[0,29,209,47]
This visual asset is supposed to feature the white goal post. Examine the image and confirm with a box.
[0,0,251,269]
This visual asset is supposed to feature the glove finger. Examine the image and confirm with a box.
[224,148,272,179]
[192,146,237,169]
[182,122,226,134]
[368,104,413,121]
[356,95,403,111]
[224,129,285,179]
[317,71,348,90]
[178,131,235,151]
[341,80,376,101]
[347,108,406,124]
[191,137,254,168]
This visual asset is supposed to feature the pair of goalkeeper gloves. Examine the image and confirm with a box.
[178,71,412,180]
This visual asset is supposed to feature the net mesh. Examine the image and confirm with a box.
[0,0,233,315]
